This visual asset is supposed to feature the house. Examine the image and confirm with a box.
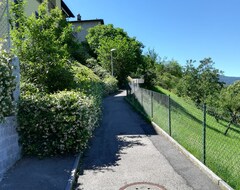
[24,0,74,18]
[0,0,74,49]
[69,14,104,43]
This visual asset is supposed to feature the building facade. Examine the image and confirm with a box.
[70,14,104,43]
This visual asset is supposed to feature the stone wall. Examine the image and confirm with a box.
[0,117,21,181]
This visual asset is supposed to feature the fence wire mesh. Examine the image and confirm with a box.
[127,86,240,190]
[0,0,10,51]
[205,106,240,189]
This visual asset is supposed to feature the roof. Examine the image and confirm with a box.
[61,0,74,18]
[69,19,104,25]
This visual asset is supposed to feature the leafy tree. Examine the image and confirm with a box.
[155,59,183,90]
[10,0,76,92]
[164,60,183,78]
[219,81,240,135]
[135,48,158,87]
[86,24,128,56]
[177,58,223,105]
[87,25,144,86]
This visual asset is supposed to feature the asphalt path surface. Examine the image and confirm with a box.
[76,91,220,190]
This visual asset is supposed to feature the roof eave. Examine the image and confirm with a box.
[61,0,74,18]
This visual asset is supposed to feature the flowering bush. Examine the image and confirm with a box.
[0,42,16,121]
[18,63,104,157]
[17,90,101,157]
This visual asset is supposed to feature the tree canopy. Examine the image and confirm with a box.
[219,81,240,135]
[177,58,223,105]
[10,0,77,92]
[86,24,144,86]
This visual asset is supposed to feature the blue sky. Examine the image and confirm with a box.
[64,0,240,77]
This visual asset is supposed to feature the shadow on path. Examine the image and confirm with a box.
[80,91,156,172]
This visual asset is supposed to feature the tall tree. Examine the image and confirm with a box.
[156,59,183,90]
[10,0,76,92]
[219,81,240,135]
[136,48,158,87]
[177,58,223,105]
[86,24,144,86]
[86,24,128,56]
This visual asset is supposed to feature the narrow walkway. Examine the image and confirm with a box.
[76,91,220,190]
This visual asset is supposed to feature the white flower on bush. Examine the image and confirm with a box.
[0,42,16,121]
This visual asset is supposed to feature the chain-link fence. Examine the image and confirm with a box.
[0,0,11,52]
[126,87,240,190]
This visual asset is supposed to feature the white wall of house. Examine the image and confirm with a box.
[25,0,61,16]
[24,0,41,16]
[71,20,103,42]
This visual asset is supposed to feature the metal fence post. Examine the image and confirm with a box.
[141,88,143,106]
[168,95,172,136]
[203,104,206,165]
[151,91,153,118]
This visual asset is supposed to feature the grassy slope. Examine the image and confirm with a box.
[140,86,240,190]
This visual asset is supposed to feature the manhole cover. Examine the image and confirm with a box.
[119,182,166,190]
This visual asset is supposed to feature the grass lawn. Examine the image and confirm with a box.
[127,86,240,190]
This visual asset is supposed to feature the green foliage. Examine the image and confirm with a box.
[177,58,223,105]
[17,90,101,157]
[71,41,92,64]
[218,81,240,135]
[10,1,105,157]
[86,24,128,55]
[20,82,46,96]
[86,58,118,95]
[18,63,103,157]
[86,24,143,86]
[102,76,118,95]
[0,42,16,121]
[72,62,104,98]
[136,49,157,87]
[10,0,76,93]
[155,59,183,90]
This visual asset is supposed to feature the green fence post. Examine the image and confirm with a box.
[151,91,153,118]
[168,95,172,136]
[203,104,207,165]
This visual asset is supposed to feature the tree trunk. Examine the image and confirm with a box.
[224,120,233,136]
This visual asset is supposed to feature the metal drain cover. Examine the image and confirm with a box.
[120,182,166,190]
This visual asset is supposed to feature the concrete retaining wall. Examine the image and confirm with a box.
[0,116,21,181]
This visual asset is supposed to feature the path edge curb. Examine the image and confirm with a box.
[151,121,234,190]
[65,153,81,190]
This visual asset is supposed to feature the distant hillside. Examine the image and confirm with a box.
[219,75,240,85]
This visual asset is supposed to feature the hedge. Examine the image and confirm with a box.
[17,90,101,157]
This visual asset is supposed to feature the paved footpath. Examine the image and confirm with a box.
[76,91,221,190]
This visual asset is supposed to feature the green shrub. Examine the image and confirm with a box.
[103,76,118,95]
[86,58,118,95]
[86,58,109,78]
[72,62,104,99]
[0,42,16,121]
[17,90,101,157]
[20,81,47,96]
